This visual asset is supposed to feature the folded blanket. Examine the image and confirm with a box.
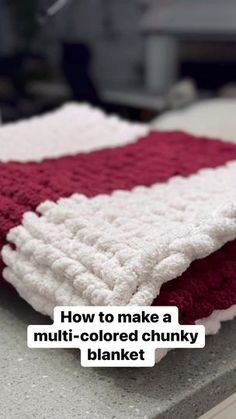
[0,103,236,363]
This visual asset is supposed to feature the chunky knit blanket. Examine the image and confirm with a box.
[0,103,236,363]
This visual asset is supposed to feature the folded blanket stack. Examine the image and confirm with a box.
[0,103,236,363]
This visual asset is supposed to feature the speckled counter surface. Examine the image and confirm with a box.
[0,284,235,419]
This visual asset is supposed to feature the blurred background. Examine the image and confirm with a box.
[0,0,236,123]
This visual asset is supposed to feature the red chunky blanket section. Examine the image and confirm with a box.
[1,131,236,323]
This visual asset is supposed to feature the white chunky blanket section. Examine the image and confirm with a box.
[152,98,236,143]
[0,103,149,162]
[2,160,236,316]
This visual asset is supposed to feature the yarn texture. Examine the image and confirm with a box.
[0,103,236,364]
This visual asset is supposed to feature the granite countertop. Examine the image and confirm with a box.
[0,283,235,419]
